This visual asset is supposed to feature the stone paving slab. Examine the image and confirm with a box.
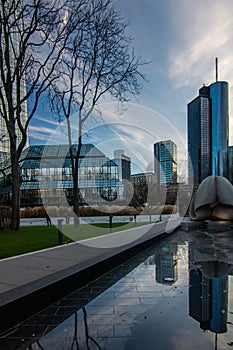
[0,218,181,332]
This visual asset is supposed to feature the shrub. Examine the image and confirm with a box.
[20,207,33,218]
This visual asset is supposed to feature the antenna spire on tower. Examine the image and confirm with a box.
[215,57,218,82]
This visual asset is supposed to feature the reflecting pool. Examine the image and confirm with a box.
[1,229,233,350]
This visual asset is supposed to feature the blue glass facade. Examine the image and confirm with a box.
[188,82,229,184]
[228,145,233,182]
[154,140,177,185]
[188,97,201,184]
[210,82,229,177]
[188,86,211,184]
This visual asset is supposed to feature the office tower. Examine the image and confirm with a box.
[187,78,229,184]
[0,1,28,157]
[154,140,177,185]
[113,150,131,182]
[228,145,233,183]
[210,81,229,177]
[187,86,212,184]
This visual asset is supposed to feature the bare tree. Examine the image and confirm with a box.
[0,0,94,229]
[51,0,147,226]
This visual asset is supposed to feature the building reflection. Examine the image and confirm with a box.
[189,268,228,333]
[189,231,233,335]
[155,243,178,284]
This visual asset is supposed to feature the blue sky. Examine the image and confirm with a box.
[29,0,233,179]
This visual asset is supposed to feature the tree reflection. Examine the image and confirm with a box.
[82,307,102,350]
[71,312,79,350]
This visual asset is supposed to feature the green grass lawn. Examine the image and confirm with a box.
[0,222,150,259]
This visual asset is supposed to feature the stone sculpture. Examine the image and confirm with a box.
[189,176,233,221]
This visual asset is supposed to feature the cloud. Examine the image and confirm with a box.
[32,115,60,127]
[29,124,68,144]
[168,1,233,88]
[166,0,233,144]
[82,103,188,174]
[29,125,53,138]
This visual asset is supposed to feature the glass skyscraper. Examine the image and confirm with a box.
[0,0,28,156]
[187,81,229,184]
[113,150,131,182]
[210,82,229,177]
[228,145,233,183]
[154,140,177,185]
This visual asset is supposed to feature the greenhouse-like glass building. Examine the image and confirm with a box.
[0,144,125,207]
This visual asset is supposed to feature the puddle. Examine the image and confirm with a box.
[1,230,233,349]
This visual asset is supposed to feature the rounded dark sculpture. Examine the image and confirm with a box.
[189,176,233,221]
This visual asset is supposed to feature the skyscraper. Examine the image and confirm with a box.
[187,86,212,184]
[113,150,131,182]
[228,145,233,183]
[210,81,229,177]
[187,80,229,184]
[154,140,177,185]
[0,1,28,157]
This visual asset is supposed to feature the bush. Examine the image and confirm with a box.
[19,204,176,218]
[20,207,33,218]
[162,205,176,214]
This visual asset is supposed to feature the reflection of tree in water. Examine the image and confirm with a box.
[71,311,79,350]
[82,307,102,350]
[71,307,102,350]
[29,307,102,350]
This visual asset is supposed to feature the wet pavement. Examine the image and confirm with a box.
[1,229,233,349]
[0,221,174,332]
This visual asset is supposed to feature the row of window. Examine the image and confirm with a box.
[20,165,118,182]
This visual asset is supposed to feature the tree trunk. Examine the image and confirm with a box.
[72,137,82,228]
[10,154,20,230]
[73,175,80,227]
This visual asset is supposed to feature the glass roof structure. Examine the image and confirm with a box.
[0,144,126,206]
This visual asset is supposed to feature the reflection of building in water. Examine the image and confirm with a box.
[189,269,210,329]
[189,269,228,333]
[155,244,178,284]
[189,240,229,334]
[211,278,228,333]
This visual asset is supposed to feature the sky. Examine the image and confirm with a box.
[29,0,233,180]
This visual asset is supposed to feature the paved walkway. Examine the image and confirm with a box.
[0,217,181,332]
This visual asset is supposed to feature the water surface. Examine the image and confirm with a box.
[1,229,233,350]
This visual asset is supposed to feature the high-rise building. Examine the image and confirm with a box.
[210,81,229,177]
[113,150,131,182]
[154,140,177,185]
[187,80,229,184]
[0,1,28,157]
[228,145,233,183]
[187,86,212,184]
